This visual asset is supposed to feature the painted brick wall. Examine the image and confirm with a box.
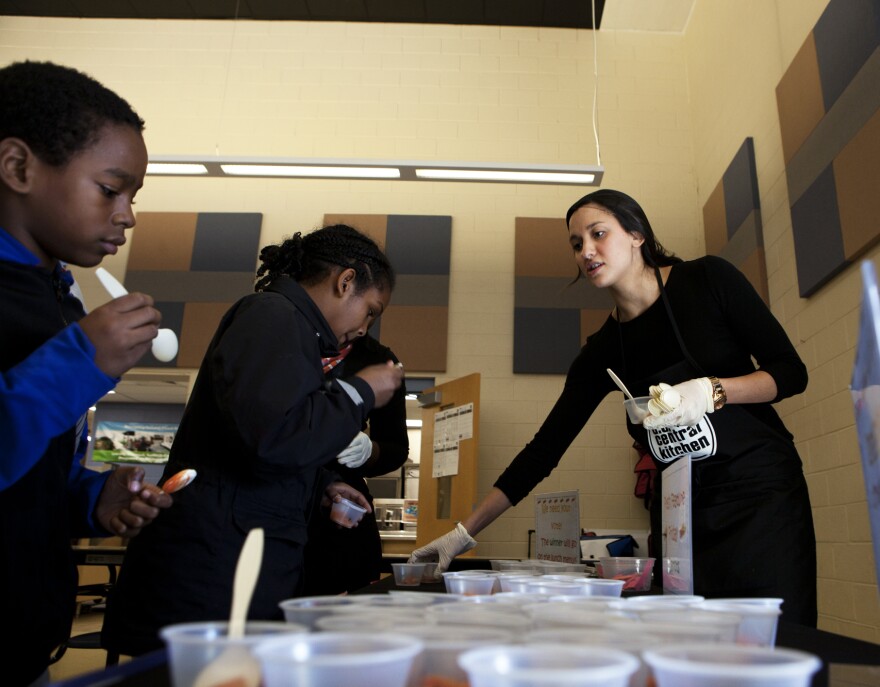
[684,0,878,643]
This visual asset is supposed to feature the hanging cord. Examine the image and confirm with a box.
[591,0,602,167]
[214,0,241,156]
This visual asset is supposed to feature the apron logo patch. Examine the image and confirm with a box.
[648,417,717,464]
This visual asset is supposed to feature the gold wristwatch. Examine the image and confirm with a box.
[707,376,727,410]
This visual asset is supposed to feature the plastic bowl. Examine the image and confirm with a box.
[596,557,655,591]
[329,497,367,528]
[623,396,652,424]
[420,561,439,582]
[160,621,307,687]
[255,632,424,687]
[642,644,821,687]
[700,599,783,647]
[407,625,515,686]
[442,572,497,596]
[278,595,366,630]
[391,562,426,587]
[459,644,639,687]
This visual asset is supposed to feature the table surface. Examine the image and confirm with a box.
[53,558,880,687]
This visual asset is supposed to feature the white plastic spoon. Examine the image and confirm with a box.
[94,267,179,362]
[192,527,265,687]
[606,368,635,400]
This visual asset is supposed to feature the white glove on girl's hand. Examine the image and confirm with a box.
[643,377,714,429]
[407,523,477,578]
[336,431,373,468]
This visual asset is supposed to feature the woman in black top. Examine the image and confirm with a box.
[411,189,817,626]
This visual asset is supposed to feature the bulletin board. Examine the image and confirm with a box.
[415,373,481,549]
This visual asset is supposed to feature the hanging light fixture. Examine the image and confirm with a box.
[146,156,603,186]
[148,0,604,188]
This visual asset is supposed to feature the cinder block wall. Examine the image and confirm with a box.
[2,0,876,642]
[683,0,879,643]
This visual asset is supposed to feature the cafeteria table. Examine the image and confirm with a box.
[52,567,880,687]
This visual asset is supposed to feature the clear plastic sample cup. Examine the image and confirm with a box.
[329,496,367,527]
[643,644,821,687]
[255,632,424,687]
[160,620,306,687]
[459,644,639,687]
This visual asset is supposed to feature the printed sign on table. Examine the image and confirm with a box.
[661,456,694,594]
[534,491,581,564]
[850,261,880,593]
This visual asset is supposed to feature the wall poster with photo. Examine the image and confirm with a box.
[91,421,178,465]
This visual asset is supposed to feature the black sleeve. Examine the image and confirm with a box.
[338,338,409,477]
[703,256,807,401]
[210,295,370,476]
[493,339,616,506]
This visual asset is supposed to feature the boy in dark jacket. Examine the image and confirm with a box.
[0,61,172,686]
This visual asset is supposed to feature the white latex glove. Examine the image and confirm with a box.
[408,523,477,578]
[643,377,714,429]
[336,431,373,468]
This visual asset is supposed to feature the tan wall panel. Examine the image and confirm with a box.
[128,213,198,271]
[702,180,727,256]
[776,32,826,165]
[178,302,232,369]
[379,305,447,372]
[834,107,880,261]
[739,248,769,304]
[580,308,611,342]
[323,214,388,250]
[515,217,572,278]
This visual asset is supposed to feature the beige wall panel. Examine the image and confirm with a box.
[380,305,447,373]
[702,180,727,256]
[323,214,388,249]
[515,217,572,278]
[178,302,231,369]
[776,32,826,166]
[127,213,197,272]
[834,107,880,261]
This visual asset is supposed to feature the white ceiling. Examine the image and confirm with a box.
[602,0,695,33]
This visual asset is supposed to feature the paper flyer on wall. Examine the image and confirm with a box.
[661,455,694,594]
[91,421,176,464]
[849,260,880,593]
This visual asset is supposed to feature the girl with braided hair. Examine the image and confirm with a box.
[103,224,404,656]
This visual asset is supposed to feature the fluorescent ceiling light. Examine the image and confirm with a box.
[415,168,596,184]
[146,163,208,175]
[147,156,603,186]
[221,164,400,179]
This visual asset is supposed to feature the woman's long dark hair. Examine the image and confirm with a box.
[255,224,395,293]
[566,189,681,270]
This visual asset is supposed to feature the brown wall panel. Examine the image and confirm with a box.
[702,180,727,256]
[739,248,769,304]
[323,214,388,249]
[834,107,880,261]
[128,212,198,271]
[379,305,448,372]
[580,309,610,342]
[178,302,232,369]
[515,217,571,278]
[776,33,826,165]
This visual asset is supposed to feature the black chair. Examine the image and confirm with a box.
[50,563,120,667]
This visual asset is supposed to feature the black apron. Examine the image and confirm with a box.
[624,269,817,626]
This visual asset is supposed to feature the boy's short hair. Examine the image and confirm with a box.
[0,60,145,167]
